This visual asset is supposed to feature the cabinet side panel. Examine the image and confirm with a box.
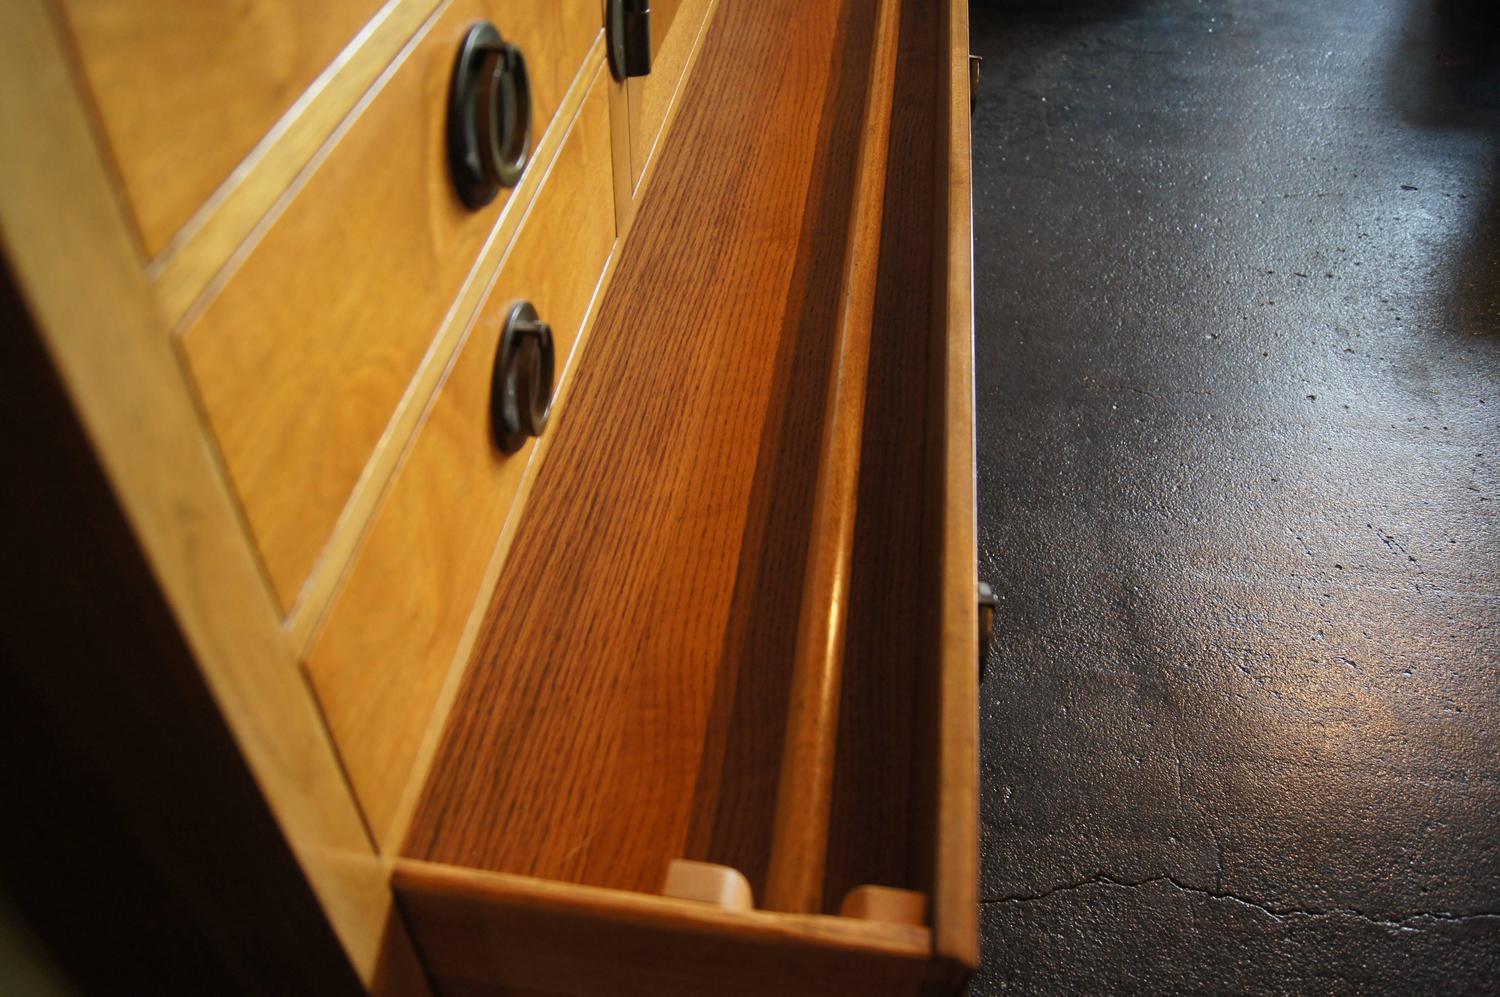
[0,1,427,987]
[0,267,364,997]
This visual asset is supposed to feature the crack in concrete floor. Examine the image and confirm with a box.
[982,874,1500,931]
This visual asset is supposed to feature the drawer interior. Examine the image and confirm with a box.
[393,0,971,988]
[822,0,948,909]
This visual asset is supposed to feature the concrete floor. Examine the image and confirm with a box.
[969,0,1499,992]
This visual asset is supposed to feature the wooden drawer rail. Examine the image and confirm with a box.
[764,0,903,917]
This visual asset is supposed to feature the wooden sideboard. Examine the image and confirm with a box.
[0,0,977,993]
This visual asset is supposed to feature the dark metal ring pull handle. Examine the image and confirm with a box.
[492,301,555,453]
[448,22,533,209]
[608,0,653,80]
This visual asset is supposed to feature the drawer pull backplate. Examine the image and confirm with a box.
[448,22,534,209]
[608,0,653,80]
[492,301,555,452]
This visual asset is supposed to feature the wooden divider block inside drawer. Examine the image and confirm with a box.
[181,0,598,615]
[305,68,616,847]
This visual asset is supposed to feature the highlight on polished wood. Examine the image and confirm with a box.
[763,0,902,917]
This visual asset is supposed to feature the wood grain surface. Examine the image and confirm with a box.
[925,0,980,978]
[306,70,617,848]
[763,0,902,916]
[180,0,598,614]
[282,42,610,652]
[405,0,879,896]
[147,0,446,324]
[393,860,931,997]
[56,0,385,255]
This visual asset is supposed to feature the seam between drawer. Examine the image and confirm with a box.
[148,0,449,326]
[283,39,609,652]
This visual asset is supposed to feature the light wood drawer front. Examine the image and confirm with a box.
[57,0,387,257]
[305,68,616,847]
[650,0,686,54]
[181,0,599,615]
[627,0,716,191]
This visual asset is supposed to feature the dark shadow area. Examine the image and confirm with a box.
[0,265,363,997]
[1383,0,1500,341]
[1393,0,1500,126]
[1399,0,1500,340]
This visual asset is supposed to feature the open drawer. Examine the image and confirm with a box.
[389,0,977,992]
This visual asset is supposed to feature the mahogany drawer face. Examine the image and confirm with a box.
[180,0,600,615]
[56,0,386,257]
[305,67,616,846]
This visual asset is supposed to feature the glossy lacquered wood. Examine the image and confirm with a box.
[55,0,385,256]
[305,68,617,848]
[180,0,598,615]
